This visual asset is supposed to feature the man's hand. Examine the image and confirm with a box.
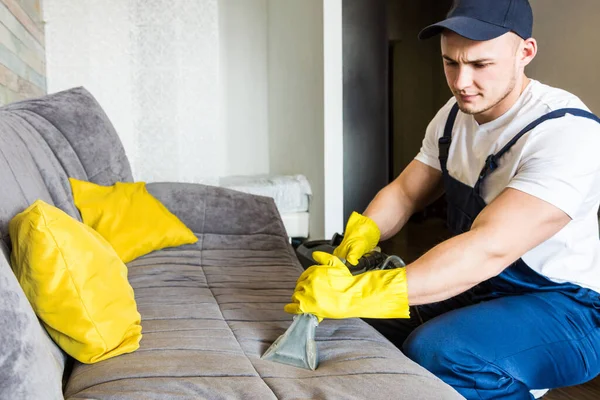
[284,252,410,320]
[333,212,381,265]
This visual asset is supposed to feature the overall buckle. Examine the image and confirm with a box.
[479,155,498,179]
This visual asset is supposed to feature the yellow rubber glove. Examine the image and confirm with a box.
[284,252,410,320]
[333,211,381,266]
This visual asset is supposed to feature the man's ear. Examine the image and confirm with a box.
[520,37,537,67]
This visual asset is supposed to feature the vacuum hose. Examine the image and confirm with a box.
[343,251,406,275]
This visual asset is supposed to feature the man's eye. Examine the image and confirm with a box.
[474,63,490,69]
[444,61,457,66]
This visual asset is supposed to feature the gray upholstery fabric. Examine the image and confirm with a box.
[0,87,134,399]
[146,182,287,238]
[0,87,462,399]
[2,86,133,185]
[0,86,133,245]
[0,240,65,400]
[64,183,462,400]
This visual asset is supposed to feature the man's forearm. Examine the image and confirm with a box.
[364,185,415,241]
[363,160,444,241]
[405,228,511,305]
[404,188,572,305]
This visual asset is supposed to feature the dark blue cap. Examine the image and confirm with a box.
[418,0,533,41]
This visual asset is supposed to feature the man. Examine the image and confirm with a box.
[284,0,600,398]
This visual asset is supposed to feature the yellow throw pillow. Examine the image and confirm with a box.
[69,178,198,263]
[9,200,142,364]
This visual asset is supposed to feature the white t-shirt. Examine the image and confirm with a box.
[415,79,600,292]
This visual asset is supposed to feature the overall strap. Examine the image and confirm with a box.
[475,108,600,194]
[438,103,460,174]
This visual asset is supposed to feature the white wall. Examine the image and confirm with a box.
[45,0,341,239]
[323,0,344,238]
[219,0,270,176]
[267,0,326,239]
[130,0,223,185]
[45,0,268,185]
[45,0,224,185]
[44,0,137,174]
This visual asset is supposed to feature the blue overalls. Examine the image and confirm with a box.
[369,104,600,399]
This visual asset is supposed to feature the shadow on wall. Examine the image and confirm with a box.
[527,0,600,114]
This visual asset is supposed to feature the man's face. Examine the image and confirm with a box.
[441,31,522,118]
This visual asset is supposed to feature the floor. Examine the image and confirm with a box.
[378,216,600,400]
[544,380,600,400]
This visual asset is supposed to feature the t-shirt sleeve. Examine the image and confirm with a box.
[507,115,600,219]
[414,99,457,171]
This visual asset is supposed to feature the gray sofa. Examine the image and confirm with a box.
[0,87,462,400]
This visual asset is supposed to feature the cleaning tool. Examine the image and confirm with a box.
[261,245,406,370]
[285,252,410,320]
[260,313,320,370]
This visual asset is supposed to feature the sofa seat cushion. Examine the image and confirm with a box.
[64,232,462,400]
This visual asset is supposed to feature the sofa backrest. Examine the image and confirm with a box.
[0,87,134,398]
[0,86,133,245]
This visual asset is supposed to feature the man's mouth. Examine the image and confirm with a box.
[458,93,479,102]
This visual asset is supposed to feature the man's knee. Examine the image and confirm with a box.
[402,325,443,370]
[402,321,470,373]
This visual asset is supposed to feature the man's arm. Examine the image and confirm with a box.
[364,160,444,241]
[405,187,572,305]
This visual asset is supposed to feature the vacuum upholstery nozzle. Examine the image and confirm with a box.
[261,313,319,370]
[262,235,406,370]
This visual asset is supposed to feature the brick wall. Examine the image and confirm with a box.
[0,0,45,105]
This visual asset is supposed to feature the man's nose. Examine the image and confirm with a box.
[454,66,473,92]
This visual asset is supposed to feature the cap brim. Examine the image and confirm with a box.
[418,16,510,41]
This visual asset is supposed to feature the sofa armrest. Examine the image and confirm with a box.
[146,182,288,237]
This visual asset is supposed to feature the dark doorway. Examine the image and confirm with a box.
[380,0,453,262]
[341,0,453,262]
[387,0,452,180]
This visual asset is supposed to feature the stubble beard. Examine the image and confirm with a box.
[456,73,518,116]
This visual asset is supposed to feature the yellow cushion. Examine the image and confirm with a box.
[69,178,198,263]
[9,200,142,364]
